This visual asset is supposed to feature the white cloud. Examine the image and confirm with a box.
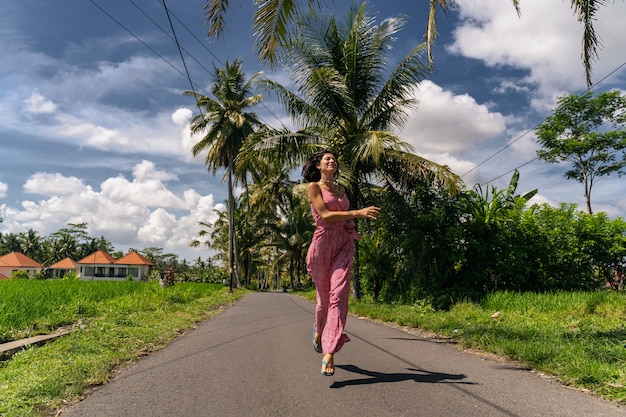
[23,91,57,114]
[173,108,199,159]
[402,81,507,155]
[53,114,127,149]
[399,80,511,187]
[0,182,7,198]
[100,163,185,209]
[172,108,192,126]
[133,160,177,182]
[450,0,626,111]
[23,173,90,197]
[137,208,178,244]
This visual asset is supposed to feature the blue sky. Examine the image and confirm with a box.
[1,0,625,261]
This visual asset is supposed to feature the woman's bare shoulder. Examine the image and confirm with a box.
[308,182,321,192]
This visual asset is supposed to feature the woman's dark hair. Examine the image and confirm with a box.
[302,149,339,183]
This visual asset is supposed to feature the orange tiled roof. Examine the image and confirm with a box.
[0,252,43,268]
[115,251,153,266]
[48,257,78,269]
[77,250,117,265]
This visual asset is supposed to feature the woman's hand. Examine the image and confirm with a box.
[357,206,381,220]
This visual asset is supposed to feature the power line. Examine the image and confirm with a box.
[87,0,209,96]
[479,157,538,186]
[127,0,217,76]
[160,0,199,103]
[155,0,287,128]
[89,0,285,129]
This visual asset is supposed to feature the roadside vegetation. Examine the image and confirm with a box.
[0,280,245,417]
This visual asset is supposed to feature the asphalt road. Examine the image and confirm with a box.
[60,292,625,417]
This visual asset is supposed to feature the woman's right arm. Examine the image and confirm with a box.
[307,183,380,223]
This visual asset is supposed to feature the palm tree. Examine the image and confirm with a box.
[249,172,314,289]
[18,229,43,262]
[203,0,605,87]
[185,59,264,290]
[202,199,260,286]
[252,4,461,297]
[274,191,315,289]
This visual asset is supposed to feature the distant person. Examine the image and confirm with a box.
[302,149,380,376]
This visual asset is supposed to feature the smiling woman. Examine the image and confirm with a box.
[302,149,381,376]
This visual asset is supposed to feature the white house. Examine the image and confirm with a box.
[77,250,153,281]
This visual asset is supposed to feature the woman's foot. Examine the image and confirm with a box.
[312,324,322,353]
[321,353,334,376]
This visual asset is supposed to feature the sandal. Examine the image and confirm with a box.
[312,324,322,353]
[321,359,334,376]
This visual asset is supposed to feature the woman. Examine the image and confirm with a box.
[303,149,381,376]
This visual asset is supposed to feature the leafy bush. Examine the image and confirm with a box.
[10,270,30,280]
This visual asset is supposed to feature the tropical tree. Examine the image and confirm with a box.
[251,4,460,297]
[0,232,23,256]
[43,232,75,264]
[18,229,43,261]
[270,187,314,289]
[45,223,94,262]
[189,220,215,252]
[202,0,609,86]
[203,200,259,287]
[185,59,264,290]
[535,90,626,214]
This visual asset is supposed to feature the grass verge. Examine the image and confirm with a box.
[0,281,245,417]
[340,290,626,405]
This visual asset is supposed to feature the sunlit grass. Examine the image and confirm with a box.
[0,280,245,417]
[346,290,626,404]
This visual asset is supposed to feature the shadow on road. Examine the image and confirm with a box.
[331,364,473,388]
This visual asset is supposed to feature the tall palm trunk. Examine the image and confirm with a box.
[227,149,241,290]
[349,177,362,299]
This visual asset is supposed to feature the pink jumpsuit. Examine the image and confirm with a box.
[306,188,360,354]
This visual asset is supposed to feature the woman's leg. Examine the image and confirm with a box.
[320,241,353,354]
[307,238,330,347]
[314,281,329,348]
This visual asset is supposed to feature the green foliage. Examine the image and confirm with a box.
[355,169,626,309]
[0,280,148,341]
[9,270,30,280]
[62,271,79,281]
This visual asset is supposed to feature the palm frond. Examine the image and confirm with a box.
[253,0,298,68]
[380,150,463,196]
[571,0,608,87]
[203,0,230,39]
